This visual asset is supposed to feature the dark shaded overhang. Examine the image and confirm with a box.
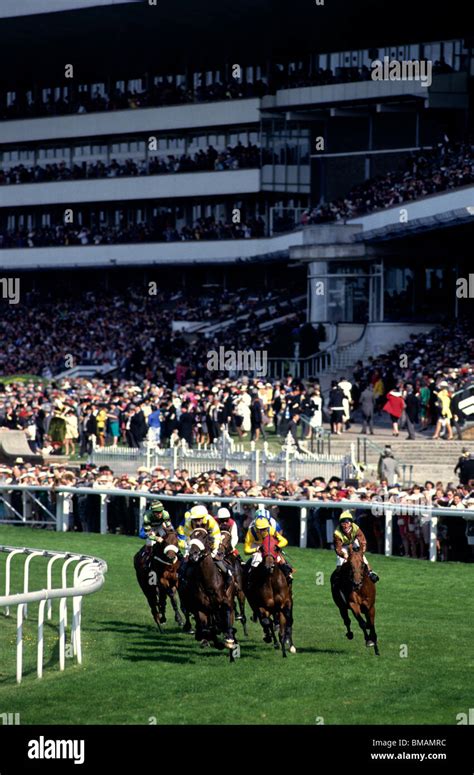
[0,0,466,89]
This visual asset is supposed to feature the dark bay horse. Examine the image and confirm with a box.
[134,526,185,631]
[330,546,379,655]
[219,527,248,636]
[243,534,295,657]
[179,527,238,662]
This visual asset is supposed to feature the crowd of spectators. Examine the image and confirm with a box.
[3,140,471,250]
[0,79,269,122]
[0,213,267,249]
[302,140,474,224]
[0,142,261,186]
[0,283,306,377]
[1,54,457,123]
[1,313,473,560]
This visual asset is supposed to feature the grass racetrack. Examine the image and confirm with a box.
[0,525,472,725]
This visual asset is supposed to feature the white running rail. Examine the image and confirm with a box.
[0,545,107,684]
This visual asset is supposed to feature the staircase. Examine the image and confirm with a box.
[326,436,471,486]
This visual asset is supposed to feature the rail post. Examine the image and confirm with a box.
[299,507,308,549]
[100,494,108,534]
[56,492,68,532]
[429,515,438,562]
[384,506,393,557]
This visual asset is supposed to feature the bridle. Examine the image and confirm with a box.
[347,550,364,591]
[151,525,179,567]
[189,527,210,562]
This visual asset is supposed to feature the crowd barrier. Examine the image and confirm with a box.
[1,484,473,562]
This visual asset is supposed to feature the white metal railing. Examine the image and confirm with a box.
[89,434,349,480]
[0,485,472,562]
[0,545,107,683]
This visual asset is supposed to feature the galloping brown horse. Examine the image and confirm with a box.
[243,534,295,657]
[219,528,248,636]
[179,528,238,661]
[330,546,379,655]
[134,525,185,631]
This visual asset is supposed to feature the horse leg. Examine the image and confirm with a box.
[259,611,275,645]
[136,570,162,630]
[349,601,370,645]
[223,605,236,650]
[178,590,195,634]
[282,603,296,654]
[196,611,212,647]
[277,610,288,658]
[366,604,380,655]
[238,590,248,636]
[158,586,167,624]
[168,588,185,627]
[331,575,353,640]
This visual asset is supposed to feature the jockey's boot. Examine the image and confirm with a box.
[281,563,293,584]
[368,571,379,583]
[215,559,233,588]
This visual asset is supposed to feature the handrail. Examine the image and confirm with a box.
[0,484,469,517]
[357,435,414,484]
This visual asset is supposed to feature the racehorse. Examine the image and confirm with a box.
[330,545,379,655]
[179,527,238,662]
[134,525,185,631]
[219,528,248,636]
[243,534,295,657]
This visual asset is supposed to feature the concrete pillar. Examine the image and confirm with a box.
[308,261,328,323]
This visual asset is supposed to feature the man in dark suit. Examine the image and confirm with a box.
[207,397,222,443]
[129,405,148,447]
[359,383,375,435]
[80,405,97,457]
[178,403,195,447]
[404,384,419,440]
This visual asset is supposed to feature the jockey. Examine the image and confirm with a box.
[248,507,282,536]
[139,500,172,544]
[243,515,293,584]
[215,507,240,556]
[177,504,232,586]
[177,504,222,554]
[334,511,379,583]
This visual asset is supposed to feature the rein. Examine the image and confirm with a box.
[153,553,177,567]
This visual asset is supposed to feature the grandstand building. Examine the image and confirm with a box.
[0,0,472,377]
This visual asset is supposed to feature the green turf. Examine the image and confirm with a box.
[0,525,472,725]
[0,375,47,384]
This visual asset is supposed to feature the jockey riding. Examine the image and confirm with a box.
[333,511,379,583]
[215,507,240,557]
[248,507,282,535]
[139,500,173,548]
[243,514,293,584]
[178,504,232,588]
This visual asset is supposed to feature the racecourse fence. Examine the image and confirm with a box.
[0,544,107,683]
[0,484,473,562]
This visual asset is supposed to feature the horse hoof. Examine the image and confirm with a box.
[263,634,272,644]
[366,640,375,648]
[289,645,297,654]
[200,639,211,648]
[273,642,280,650]
[346,632,354,640]
[224,639,235,649]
